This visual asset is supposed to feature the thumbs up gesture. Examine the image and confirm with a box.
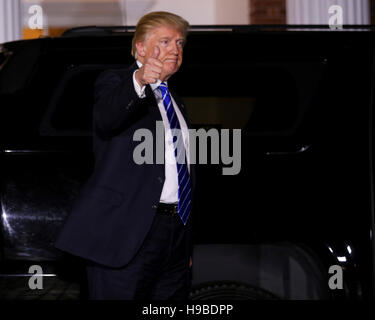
[135,46,164,87]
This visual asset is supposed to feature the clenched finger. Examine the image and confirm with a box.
[145,71,161,79]
[145,76,158,84]
[149,65,162,74]
[148,58,163,69]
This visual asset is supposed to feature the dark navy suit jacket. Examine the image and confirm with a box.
[55,62,195,268]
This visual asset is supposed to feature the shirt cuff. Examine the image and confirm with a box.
[133,70,146,98]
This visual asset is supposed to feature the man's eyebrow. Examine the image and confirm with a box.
[159,36,184,40]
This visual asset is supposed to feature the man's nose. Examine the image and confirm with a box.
[169,42,179,55]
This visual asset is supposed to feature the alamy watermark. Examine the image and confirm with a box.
[328,265,343,290]
[28,265,44,290]
[133,121,241,175]
[328,5,343,30]
[28,5,43,30]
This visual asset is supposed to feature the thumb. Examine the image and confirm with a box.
[152,45,160,59]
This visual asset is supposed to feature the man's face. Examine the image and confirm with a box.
[136,25,184,81]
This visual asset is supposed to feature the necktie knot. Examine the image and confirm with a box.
[158,82,168,96]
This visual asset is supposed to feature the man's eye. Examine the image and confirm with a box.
[161,40,168,46]
[177,40,184,47]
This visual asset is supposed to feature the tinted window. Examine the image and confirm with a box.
[40,64,125,136]
[174,62,325,136]
[39,37,326,138]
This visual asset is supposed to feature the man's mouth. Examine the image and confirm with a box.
[164,56,178,62]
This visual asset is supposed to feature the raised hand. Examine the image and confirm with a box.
[135,45,164,87]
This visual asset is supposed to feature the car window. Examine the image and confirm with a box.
[40,60,325,138]
[175,61,326,136]
[39,64,125,136]
[0,41,41,95]
[37,32,326,139]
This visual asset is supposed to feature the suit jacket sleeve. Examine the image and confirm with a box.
[93,68,143,136]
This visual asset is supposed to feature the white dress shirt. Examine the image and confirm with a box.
[132,61,190,203]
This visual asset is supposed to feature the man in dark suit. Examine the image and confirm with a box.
[55,11,194,300]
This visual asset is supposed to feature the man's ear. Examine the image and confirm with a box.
[135,42,146,58]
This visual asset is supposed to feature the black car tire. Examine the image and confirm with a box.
[189,281,279,300]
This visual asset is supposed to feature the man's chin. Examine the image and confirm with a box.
[163,67,180,79]
[165,62,178,71]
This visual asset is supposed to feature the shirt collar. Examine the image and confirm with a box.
[136,60,165,92]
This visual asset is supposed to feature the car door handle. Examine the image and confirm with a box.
[266,144,311,156]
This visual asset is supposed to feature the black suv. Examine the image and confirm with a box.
[0,25,374,300]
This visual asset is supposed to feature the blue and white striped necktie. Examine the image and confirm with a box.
[158,82,191,225]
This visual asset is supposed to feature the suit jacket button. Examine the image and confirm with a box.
[158,176,163,183]
[152,205,157,209]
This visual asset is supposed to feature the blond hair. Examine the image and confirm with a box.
[131,11,189,58]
